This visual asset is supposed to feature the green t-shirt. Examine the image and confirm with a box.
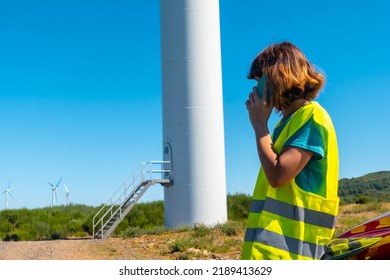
[272,114,328,197]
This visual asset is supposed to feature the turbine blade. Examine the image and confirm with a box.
[56,177,63,188]
[64,183,69,193]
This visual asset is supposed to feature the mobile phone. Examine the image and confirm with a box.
[256,75,273,101]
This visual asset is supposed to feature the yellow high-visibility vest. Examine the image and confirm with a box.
[241,101,339,260]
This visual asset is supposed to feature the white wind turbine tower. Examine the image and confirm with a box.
[64,183,70,206]
[49,177,62,208]
[3,179,14,210]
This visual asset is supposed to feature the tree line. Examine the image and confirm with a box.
[1,171,389,241]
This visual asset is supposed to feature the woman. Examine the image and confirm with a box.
[242,42,339,260]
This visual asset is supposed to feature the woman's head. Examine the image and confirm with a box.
[248,42,325,111]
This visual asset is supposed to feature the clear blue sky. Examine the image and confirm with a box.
[1,0,389,209]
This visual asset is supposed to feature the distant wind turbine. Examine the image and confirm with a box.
[64,183,70,206]
[2,179,14,210]
[49,177,62,207]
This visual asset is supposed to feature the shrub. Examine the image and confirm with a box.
[3,233,20,241]
[125,201,164,228]
[355,196,369,204]
[192,224,212,238]
[67,219,84,233]
[120,226,144,238]
[216,220,243,237]
[227,193,251,220]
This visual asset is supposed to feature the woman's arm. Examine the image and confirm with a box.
[246,85,312,187]
[256,132,312,187]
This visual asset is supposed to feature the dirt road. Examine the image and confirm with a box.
[0,233,241,260]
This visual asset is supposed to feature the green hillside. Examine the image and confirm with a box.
[1,171,390,241]
[338,171,390,204]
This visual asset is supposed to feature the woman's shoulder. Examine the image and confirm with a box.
[305,101,335,130]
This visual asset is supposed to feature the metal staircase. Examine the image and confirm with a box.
[92,161,171,239]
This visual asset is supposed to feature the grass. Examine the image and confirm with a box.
[1,196,389,259]
[166,221,245,259]
[334,202,390,236]
[129,202,390,259]
[118,220,246,259]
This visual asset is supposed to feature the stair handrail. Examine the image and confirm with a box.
[92,161,171,238]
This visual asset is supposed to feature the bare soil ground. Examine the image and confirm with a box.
[0,232,241,260]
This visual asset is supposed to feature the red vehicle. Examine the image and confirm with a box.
[322,211,390,259]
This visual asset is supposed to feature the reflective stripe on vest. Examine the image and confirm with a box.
[244,227,325,259]
[250,198,336,229]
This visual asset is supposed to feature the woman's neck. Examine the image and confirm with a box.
[282,99,310,122]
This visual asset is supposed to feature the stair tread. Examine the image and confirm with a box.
[92,173,172,239]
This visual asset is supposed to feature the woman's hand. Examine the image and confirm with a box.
[245,82,273,132]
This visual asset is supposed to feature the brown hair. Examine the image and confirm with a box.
[248,42,325,111]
